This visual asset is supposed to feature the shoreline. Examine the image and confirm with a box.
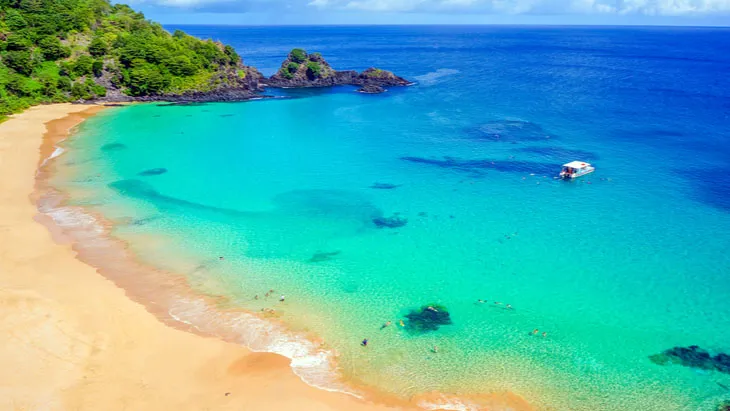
[1,103,533,410]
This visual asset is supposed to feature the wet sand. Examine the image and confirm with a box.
[0,103,532,411]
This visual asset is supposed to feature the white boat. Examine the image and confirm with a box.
[560,161,595,179]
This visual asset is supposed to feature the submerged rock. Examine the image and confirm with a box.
[358,84,385,94]
[717,400,730,411]
[308,250,341,263]
[404,304,452,333]
[372,214,407,228]
[138,168,168,176]
[649,345,730,374]
[101,143,127,151]
[370,182,400,190]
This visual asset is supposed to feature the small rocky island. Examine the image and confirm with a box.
[265,49,411,94]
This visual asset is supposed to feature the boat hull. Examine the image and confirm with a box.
[561,168,595,179]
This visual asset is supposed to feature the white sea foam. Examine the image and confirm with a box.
[414,68,460,86]
[39,146,65,169]
[45,205,104,235]
[167,297,362,398]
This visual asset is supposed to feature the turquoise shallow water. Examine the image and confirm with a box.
[47,26,730,410]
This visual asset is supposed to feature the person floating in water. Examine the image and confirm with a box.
[380,321,392,329]
[361,338,369,347]
[494,301,502,306]
[432,345,439,353]
[506,304,513,310]
[542,332,547,338]
[531,329,539,335]
[279,295,285,302]
[477,299,486,304]
[399,320,405,327]
[254,295,259,300]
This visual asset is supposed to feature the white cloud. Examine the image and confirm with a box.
[308,0,730,14]
[132,0,730,15]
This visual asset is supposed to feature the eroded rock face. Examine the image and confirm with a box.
[265,49,410,93]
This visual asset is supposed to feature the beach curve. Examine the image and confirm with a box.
[0,103,533,411]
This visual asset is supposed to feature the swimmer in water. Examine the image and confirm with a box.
[477,299,486,304]
[494,301,502,306]
[254,295,259,300]
[361,338,368,347]
[381,321,392,329]
[432,345,439,353]
[427,306,437,312]
[531,329,539,335]
[399,320,405,327]
[542,332,547,338]
[279,295,285,302]
[506,304,513,310]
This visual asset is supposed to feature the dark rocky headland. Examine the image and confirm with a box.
[96,49,410,104]
[264,48,411,94]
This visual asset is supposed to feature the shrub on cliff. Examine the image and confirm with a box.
[306,61,322,79]
[290,48,307,63]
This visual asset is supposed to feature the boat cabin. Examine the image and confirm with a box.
[560,161,595,179]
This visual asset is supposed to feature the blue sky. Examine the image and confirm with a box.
[126,0,730,25]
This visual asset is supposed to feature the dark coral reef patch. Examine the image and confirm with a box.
[372,214,407,228]
[370,182,401,189]
[649,345,730,374]
[404,304,452,333]
[101,143,127,151]
[465,120,555,142]
[138,168,168,176]
[308,250,341,263]
[401,156,555,175]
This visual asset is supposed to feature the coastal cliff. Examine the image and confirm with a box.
[265,49,411,93]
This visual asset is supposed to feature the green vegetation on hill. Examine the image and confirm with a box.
[276,48,332,81]
[0,0,245,119]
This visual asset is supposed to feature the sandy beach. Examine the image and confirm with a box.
[0,104,531,411]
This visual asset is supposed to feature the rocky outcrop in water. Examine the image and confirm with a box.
[265,49,411,94]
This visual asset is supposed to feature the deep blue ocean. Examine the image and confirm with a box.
[49,26,730,410]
